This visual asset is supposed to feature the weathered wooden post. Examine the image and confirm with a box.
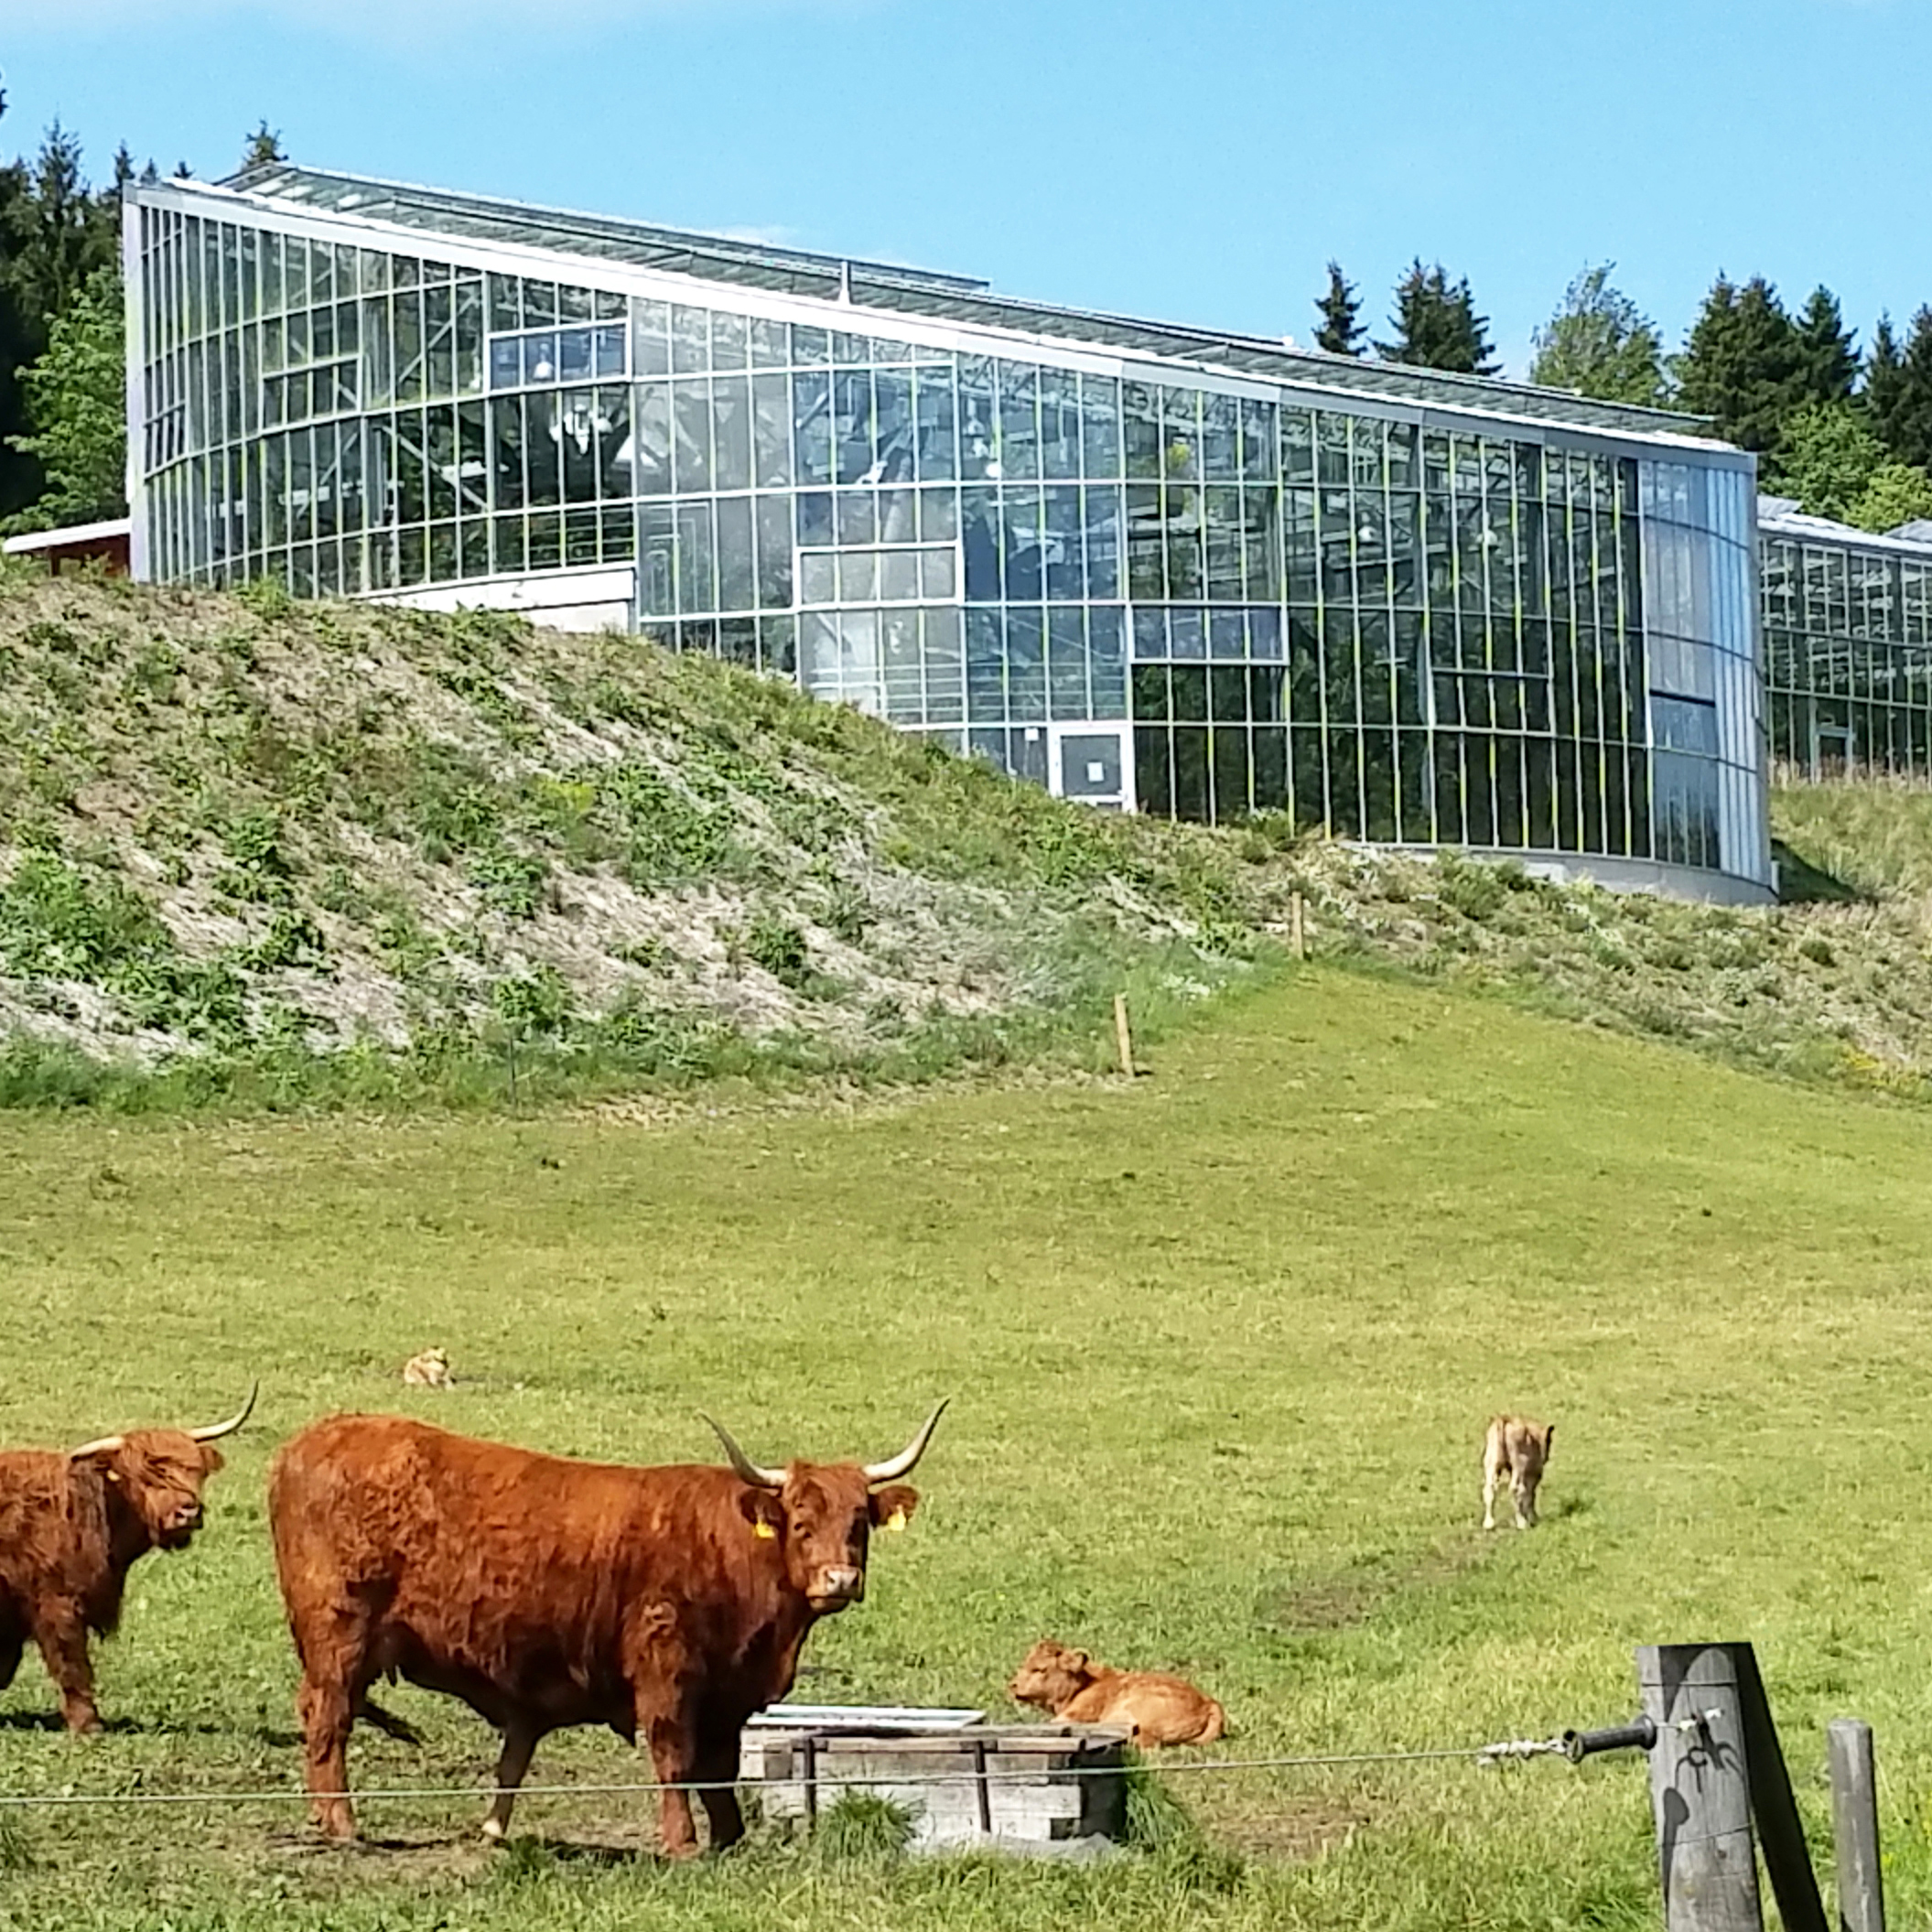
[1637,1644,1763,1932]
[1112,993,1136,1079]
[1827,1719,1884,1932]
[1289,890,1306,960]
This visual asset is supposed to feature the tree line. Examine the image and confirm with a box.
[3,108,1928,543]
[1317,259,1932,534]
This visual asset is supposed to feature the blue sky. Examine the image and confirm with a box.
[6,0,1928,379]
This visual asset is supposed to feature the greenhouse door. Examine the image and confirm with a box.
[1050,726,1133,813]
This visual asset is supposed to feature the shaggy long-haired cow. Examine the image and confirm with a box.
[0,1386,256,1732]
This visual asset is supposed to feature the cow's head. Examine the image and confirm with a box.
[1009,1639,1096,1712]
[69,1384,256,1551]
[703,1401,945,1614]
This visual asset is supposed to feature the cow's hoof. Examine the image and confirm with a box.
[480,1817,507,1841]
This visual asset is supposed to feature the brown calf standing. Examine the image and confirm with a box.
[1009,1638,1225,1746]
[0,1387,255,1732]
[1482,1414,1555,1530]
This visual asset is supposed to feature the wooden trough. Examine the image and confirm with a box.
[739,1704,1130,1851]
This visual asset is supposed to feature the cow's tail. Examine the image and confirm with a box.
[354,1696,424,1745]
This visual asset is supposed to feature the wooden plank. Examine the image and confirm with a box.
[1735,1647,1829,1932]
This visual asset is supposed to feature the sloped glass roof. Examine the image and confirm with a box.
[1758,495,1932,557]
[225,163,1719,443]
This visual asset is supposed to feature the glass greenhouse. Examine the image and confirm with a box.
[1760,497,1932,780]
[124,165,1772,901]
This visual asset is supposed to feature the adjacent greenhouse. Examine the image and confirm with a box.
[124,165,1772,901]
[1760,497,1932,780]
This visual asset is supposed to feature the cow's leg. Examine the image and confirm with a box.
[634,1685,702,1859]
[297,1675,358,1840]
[1481,1455,1501,1532]
[1513,1473,1538,1530]
[481,1720,543,1841]
[33,1603,102,1735]
[693,1724,745,1851]
[0,1602,23,1692]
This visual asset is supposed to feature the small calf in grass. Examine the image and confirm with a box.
[1009,1639,1225,1746]
[402,1348,451,1388]
[1482,1415,1554,1530]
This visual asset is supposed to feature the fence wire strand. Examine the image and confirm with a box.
[0,1740,1570,1813]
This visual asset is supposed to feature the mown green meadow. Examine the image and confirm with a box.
[2,963,1930,1930]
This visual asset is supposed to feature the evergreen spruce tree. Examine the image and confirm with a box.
[1376,260,1498,375]
[242,121,286,171]
[1314,261,1364,356]
[1528,264,1667,406]
[1673,274,1807,452]
[1793,286,1857,405]
[3,122,109,320]
[1876,308,1932,472]
[0,97,31,517]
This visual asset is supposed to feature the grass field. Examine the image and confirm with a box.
[3,962,1931,1929]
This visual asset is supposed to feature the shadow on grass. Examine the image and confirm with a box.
[1772,838,1869,905]
[0,1710,193,1736]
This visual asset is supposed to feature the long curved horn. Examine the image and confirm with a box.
[862,1398,949,1484]
[188,1381,258,1443]
[700,1413,784,1490]
[68,1430,125,1461]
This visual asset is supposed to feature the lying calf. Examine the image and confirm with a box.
[1009,1638,1224,1745]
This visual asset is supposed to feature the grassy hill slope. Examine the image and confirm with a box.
[0,569,1259,1106]
[5,566,1932,1114]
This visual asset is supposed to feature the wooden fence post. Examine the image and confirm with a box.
[1637,1644,1764,1932]
[1827,1720,1885,1932]
[1289,890,1306,960]
[1112,993,1136,1079]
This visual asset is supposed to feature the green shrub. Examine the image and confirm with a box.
[1435,855,1506,921]
[745,915,811,989]
[470,843,549,919]
[491,966,574,1037]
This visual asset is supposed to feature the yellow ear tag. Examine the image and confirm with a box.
[884,1508,907,1534]
[752,1519,777,1539]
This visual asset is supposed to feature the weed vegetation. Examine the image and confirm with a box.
[2,973,1931,1929]
[0,567,1260,1109]
[8,569,1932,1122]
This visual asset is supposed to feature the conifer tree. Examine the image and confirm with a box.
[1881,309,1932,472]
[1793,286,1857,405]
[242,122,286,171]
[1376,261,1498,375]
[1673,275,1807,452]
[1314,261,1364,356]
[1866,316,1906,449]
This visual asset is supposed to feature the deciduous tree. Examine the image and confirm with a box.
[5,262,126,530]
[1528,264,1667,407]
